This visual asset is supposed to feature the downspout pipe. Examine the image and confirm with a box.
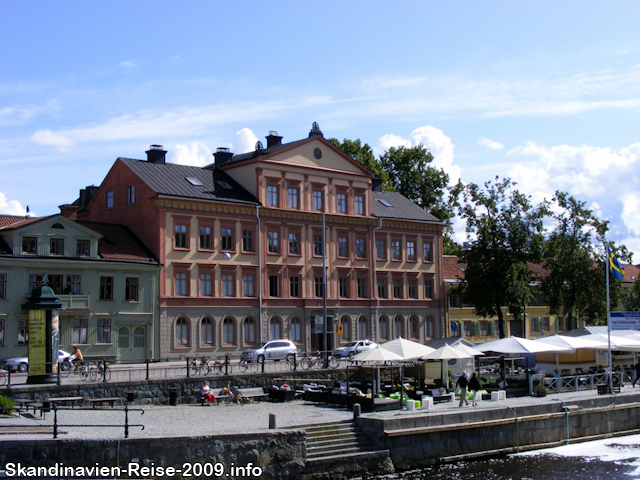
[256,205,262,340]
[373,217,383,343]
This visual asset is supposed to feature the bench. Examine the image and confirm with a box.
[44,396,84,408]
[87,397,121,408]
[239,387,267,402]
[198,388,231,405]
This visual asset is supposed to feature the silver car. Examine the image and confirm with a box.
[1,349,71,373]
[241,340,297,363]
[333,340,378,358]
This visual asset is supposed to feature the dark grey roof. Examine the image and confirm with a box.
[120,158,259,206]
[371,191,443,223]
[216,138,309,166]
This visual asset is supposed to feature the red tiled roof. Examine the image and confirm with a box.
[0,215,48,229]
[76,221,158,263]
[623,264,639,283]
[442,255,465,280]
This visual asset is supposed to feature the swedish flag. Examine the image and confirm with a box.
[608,248,626,281]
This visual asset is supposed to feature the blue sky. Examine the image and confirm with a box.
[1,2,639,259]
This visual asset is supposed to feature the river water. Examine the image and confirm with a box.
[358,434,640,480]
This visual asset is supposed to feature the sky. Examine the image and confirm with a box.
[1,2,639,260]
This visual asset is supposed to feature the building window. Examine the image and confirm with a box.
[314,276,324,298]
[0,273,5,300]
[358,317,368,340]
[288,232,300,255]
[357,278,367,298]
[531,317,540,333]
[100,276,114,300]
[222,274,234,297]
[18,319,28,345]
[338,235,348,257]
[313,189,323,211]
[48,275,63,294]
[72,318,88,344]
[479,321,488,337]
[243,317,256,345]
[313,234,323,256]
[200,273,213,297]
[464,321,472,337]
[65,275,81,295]
[176,318,189,346]
[243,274,255,297]
[125,277,139,301]
[423,240,433,262]
[221,227,234,251]
[242,229,254,252]
[174,272,188,296]
[356,237,366,259]
[223,317,235,345]
[50,238,64,255]
[379,317,389,340]
[409,316,418,339]
[22,237,37,254]
[391,240,401,260]
[339,277,349,298]
[291,317,302,343]
[97,318,111,343]
[290,276,300,297]
[408,279,417,299]
[337,193,347,213]
[269,317,281,340]
[267,185,278,207]
[268,230,279,253]
[557,317,565,331]
[406,241,416,261]
[355,195,364,215]
[76,239,90,256]
[199,226,212,250]
[426,316,434,337]
[201,318,214,346]
[106,190,113,209]
[393,278,402,298]
[127,185,135,204]
[28,274,43,294]
[269,275,280,297]
[0,319,4,346]
[424,278,434,299]
[288,187,299,209]
[174,224,187,249]
[542,317,550,332]
[394,316,403,338]
[340,316,350,341]
[377,278,387,298]
[376,239,386,260]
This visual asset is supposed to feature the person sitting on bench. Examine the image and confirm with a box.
[201,381,215,406]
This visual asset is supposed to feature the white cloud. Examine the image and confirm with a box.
[119,61,136,68]
[172,142,213,167]
[378,134,411,151]
[0,192,28,215]
[231,128,259,154]
[621,193,640,237]
[478,137,504,150]
[30,129,76,152]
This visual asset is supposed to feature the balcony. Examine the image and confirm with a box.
[57,294,91,312]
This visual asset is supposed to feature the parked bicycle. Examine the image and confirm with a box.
[89,361,111,382]
[189,356,212,376]
[300,351,338,370]
[238,359,259,374]
[59,358,90,380]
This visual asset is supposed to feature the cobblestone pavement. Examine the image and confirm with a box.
[1,384,637,441]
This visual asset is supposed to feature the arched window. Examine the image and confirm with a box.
[243,317,256,345]
[340,315,350,342]
[409,315,419,339]
[393,315,403,338]
[222,317,235,345]
[51,223,65,229]
[175,317,189,346]
[133,326,145,348]
[426,315,434,338]
[378,316,389,341]
[269,316,281,340]
[118,326,129,348]
[358,316,368,340]
[290,317,302,343]
[201,317,214,346]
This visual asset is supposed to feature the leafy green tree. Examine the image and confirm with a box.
[328,138,392,189]
[458,177,547,338]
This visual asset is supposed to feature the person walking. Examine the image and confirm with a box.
[469,372,482,406]
[633,360,640,387]
[456,371,469,407]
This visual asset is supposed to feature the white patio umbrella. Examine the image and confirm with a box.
[473,335,573,354]
[533,334,610,351]
[422,344,474,391]
[380,336,435,361]
[350,345,404,363]
[578,333,640,352]
[453,342,485,357]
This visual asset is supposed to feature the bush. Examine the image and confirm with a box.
[0,394,16,415]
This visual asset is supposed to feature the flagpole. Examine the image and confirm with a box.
[605,244,613,390]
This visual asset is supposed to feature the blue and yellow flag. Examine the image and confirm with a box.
[608,248,626,281]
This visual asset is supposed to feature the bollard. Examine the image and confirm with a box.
[169,388,178,406]
[269,414,276,429]
[353,403,361,420]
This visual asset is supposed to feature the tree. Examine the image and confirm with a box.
[328,138,392,190]
[457,177,547,338]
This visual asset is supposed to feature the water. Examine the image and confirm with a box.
[358,434,640,480]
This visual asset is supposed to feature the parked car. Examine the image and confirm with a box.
[1,349,71,373]
[333,340,378,358]
[241,340,297,363]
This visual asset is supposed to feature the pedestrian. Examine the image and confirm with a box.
[456,371,469,407]
[633,360,640,387]
[201,380,216,406]
[469,372,482,407]
[70,345,83,372]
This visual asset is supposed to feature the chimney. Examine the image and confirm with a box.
[213,147,234,166]
[146,144,167,164]
[308,121,323,138]
[265,131,283,148]
[372,178,383,192]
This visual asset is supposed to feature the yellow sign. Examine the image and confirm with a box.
[28,310,46,375]
[337,325,344,335]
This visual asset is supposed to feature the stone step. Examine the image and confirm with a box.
[307,445,366,459]
[306,433,371,448]
[305,449,390,465]
[305,431,360,443]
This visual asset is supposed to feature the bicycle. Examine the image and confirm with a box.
[210,356,225,375]
[222,382,246,406]
[238,359,259,374]
[61,360,90,380]
[89,361,111,382]
[188,356,212,376]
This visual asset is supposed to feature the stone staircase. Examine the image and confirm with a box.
[301,420,393,478]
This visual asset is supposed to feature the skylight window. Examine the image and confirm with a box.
[217,180,232,189]
[377,199,393,207]
[186,177,202,186]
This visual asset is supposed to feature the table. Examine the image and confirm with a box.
[44,396,84,408]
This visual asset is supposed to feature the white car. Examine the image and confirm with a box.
[1,349,71,373]
[241,340,298,363]
[333,340,378,358]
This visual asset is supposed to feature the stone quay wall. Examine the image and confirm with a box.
[357,393,640,470]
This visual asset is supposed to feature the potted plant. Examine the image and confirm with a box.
[535,383,548,397]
